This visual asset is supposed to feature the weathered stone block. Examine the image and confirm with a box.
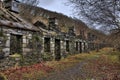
[3,48,10,57]
[5,40,10,47]
[23,38,27,43]
[23,43,27,48]
[23,48,31,54]
[6,33,10,36]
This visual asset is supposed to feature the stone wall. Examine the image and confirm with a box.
[0,26,42,56]
[0,26,43,70]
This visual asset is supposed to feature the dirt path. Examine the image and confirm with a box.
[40,62,86,80]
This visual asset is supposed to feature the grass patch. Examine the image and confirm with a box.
[1,48,120,80]
[45,48,120,72]
[44,48,120,79]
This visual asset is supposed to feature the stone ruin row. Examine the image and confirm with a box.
[0,0,108,70]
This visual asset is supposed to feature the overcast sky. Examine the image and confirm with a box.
[38,0,74,17]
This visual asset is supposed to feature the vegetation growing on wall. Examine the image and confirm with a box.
[19,33,43,66]
[0,28,7,59]
[41,52,53,61]
[0,73,7,80]
[32,34,42,51]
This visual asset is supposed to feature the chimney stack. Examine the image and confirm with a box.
[3,0,20,13]
[48,17,58,30]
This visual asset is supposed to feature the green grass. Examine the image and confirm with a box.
[46,48,120,71]
[2,48,120,80]
[44,48,120,80]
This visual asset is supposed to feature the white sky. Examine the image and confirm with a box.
[38,0,73,17]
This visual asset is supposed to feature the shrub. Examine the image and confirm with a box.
[9,53,21,58]
[41,52,53,61]
[0,73,7,80]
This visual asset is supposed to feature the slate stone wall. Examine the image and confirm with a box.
[0,26,43,70]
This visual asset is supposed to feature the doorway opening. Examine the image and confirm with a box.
[79,42,82,53]
[66,40,69,52]
[55,39,61,60]
[44,37,50,52]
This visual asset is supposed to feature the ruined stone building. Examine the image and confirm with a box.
[0,0,107,69]
[0,3,41,56]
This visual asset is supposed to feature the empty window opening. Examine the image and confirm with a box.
[79,42,82,53]
[44,37,50,52]
[10,34,22,55]
[66,40,69,52]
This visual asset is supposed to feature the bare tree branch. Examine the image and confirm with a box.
[68,0,120,33]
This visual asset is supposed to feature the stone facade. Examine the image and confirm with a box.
[0,25,41,57]
[0,1,107,70]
